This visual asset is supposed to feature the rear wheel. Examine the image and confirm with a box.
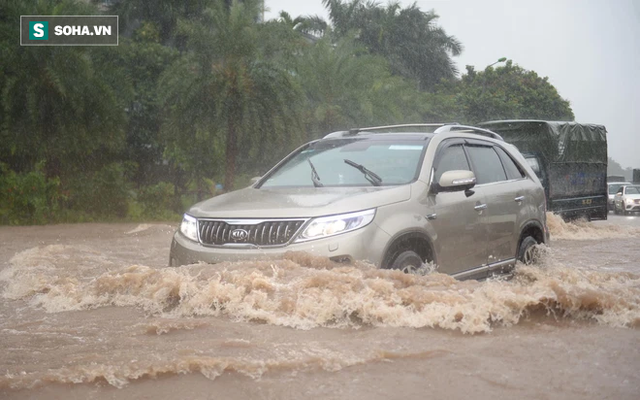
[517,236,539,265]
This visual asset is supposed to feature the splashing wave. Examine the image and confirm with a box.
[2,247,639,335]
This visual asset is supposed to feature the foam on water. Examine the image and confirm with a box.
[2,246,639,335]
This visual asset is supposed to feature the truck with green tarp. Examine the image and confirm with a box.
[477,120,608,221]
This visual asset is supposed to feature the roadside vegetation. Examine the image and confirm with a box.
[1,0,577,225]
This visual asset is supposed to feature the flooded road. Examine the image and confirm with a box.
[1,214,639,399]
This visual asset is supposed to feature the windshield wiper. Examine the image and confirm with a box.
[344,159,382,186]
[308,159,323,187]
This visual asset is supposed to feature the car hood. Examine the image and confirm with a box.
[188,185,412,219]
[624,194,640,200]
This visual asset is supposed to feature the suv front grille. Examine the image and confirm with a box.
[198,219,306,247]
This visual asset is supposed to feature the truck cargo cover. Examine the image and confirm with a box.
[477,120,607,163]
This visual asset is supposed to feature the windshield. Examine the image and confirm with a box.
[625,186,640,195]
[260,138,428,188]
[609,183,625,194]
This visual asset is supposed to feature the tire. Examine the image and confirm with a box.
[614,205,620,215]
[517,236,539,265]
[389,250,424,273]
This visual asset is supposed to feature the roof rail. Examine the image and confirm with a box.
[322,122,462,139]
[433,124,504,141]
[348,123,454,134]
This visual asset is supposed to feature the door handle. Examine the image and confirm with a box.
[514,196,525,203]
[474,203,487,211]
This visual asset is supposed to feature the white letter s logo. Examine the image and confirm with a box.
[33,23,45,38]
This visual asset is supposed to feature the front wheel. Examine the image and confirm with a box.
[389,250,424,274]
[517,236,539,265]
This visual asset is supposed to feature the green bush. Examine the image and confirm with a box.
[0,163,183,224]
[133,181,180,220]
[0,162,61,225]
[63,162,132,219]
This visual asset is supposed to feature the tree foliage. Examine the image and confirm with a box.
[0,0,590,224]
[433,60,575,123]
[293,36,428,136]
[322,0,462,90]
[0,0,127,179]
[107,0,221,45]
[105,39,179,186]
[159,0,301,191]
[276,11,329,38]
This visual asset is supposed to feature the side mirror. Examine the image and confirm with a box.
[433,170,477,193]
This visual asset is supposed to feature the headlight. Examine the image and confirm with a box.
[180,214,198,242]
[295,209,376,242]
[625,198,634,205]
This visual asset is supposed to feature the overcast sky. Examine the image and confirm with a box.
[264,0,640,169]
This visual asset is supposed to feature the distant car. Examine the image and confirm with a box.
[613,185,640,215]
[608,182,631,211]
[170,123,549,280]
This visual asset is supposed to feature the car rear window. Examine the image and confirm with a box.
[494,146,526,180]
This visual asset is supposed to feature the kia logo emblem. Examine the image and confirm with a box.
[230,229,248,241]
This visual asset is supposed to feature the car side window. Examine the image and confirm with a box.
[434,144,470,183]
[494,146,526,180]
[465,145,507,184]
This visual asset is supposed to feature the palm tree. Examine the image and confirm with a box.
[0,0,126,177]
[293,36,427,136]
[277,11,329,38]
[322,0,463,90]
[159,0,300,191]
[109,0,220,45]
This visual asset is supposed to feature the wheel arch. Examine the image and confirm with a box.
[517,219,546,248]
[381,229,436,269]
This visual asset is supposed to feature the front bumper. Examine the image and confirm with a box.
[169,223,391,267]
[623,203,640,212]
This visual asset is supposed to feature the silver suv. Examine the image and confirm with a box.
[170,124,549,280]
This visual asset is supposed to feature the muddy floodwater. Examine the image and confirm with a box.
[1,214,639,399]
